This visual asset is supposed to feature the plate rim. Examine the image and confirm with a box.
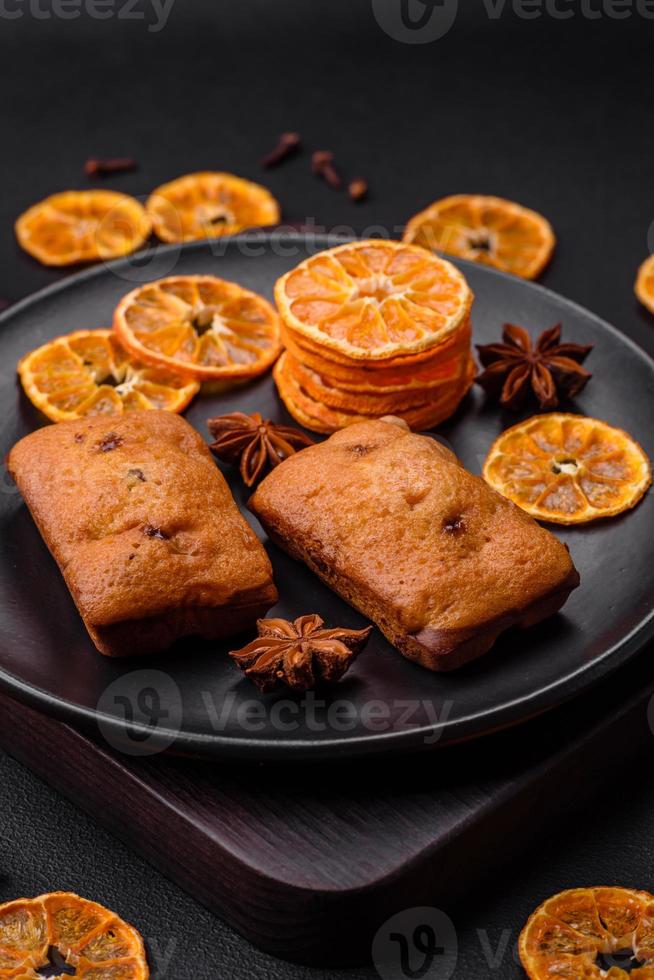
[4,230,654,376]
[1,230,653,761]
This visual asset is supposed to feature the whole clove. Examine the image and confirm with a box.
[261,132,301,168]
[312,150,342,190]
[85,157,138,178]
[348,177,368,202]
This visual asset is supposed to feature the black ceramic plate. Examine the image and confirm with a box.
[1,233,653,761]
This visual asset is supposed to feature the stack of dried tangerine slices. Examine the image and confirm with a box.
[273,239,475,433]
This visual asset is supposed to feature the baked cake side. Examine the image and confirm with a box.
[8,411,277,656]
[249,418,579,671]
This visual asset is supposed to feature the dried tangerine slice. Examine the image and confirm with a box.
[285,352,434,414]
[113,274,281,381]
[146,171,280,242]
[519,887,654,979]
[280,320,472,391]
[15,191,150,267]
[275,239,472,361]
[0,898,48,974]
[0,893,148,978]
[76,964,147,979]
[274,351,473,434]
[18,329,199,423]
[282,337,467,392]
[483,413,651,524]
[635,255,654,314]
[284,351,470,415]
[403,194,555,280]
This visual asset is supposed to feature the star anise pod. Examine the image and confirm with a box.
[207,411,315,487]
[229,614,372,693]
[475,323,593,410]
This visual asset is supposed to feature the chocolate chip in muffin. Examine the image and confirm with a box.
[96,432,124,453]
[143,523,169,540]
[126,468,146,489]
[443,516,466,534]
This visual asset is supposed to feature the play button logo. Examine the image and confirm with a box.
[372,0,459,43]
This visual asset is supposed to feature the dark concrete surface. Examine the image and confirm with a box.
[1,2,653,977]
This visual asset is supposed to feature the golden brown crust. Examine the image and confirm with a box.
[8,411,277,656]
[249,419,579,671]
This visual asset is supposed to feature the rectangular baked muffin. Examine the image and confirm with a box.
[8,411,277,657]
[249,417,579,671]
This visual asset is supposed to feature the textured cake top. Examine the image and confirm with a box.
[249,418,576,635]
[8,411,276,627]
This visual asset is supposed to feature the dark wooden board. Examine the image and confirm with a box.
[1,645,653,966]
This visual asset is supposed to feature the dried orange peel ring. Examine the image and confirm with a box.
[403,194,555,280]
[284,351,470,415]
[146,171,280,243]
[483,413,651,525]
[275,239,472,361]
[113,274,282,382]
[280,312,472,370]
[635,255,654,314]
[18,329,199,423]
[15,190,151,267]
[0,891,149,978]
[274,351,474,434]
[285,352,435,414]
[519,886,654,979]
[280,321,471,391]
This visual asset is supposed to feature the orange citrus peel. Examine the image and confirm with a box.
[113,274,281,382]
[519,886,654,979]
[483,413,651,524]
[635,255,654,314]
[403,194,555,280]
[18,329,199,422]
[275,239,472,361]
[15,190,150,266]
[146,171,280,243]
[0,891,149,978]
